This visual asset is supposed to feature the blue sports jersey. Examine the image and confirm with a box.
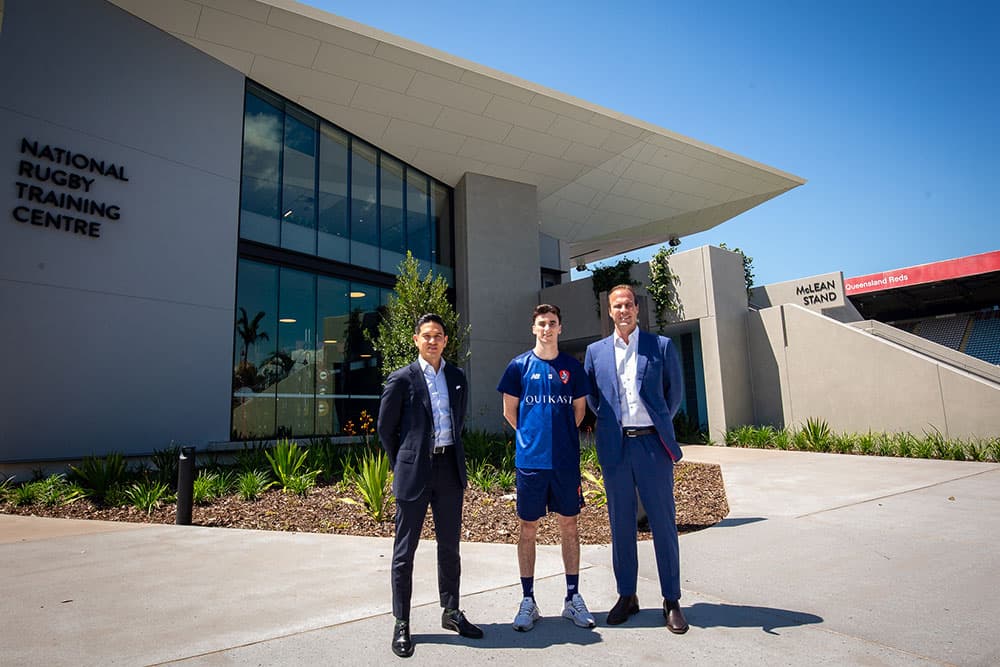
[497,351,591,470]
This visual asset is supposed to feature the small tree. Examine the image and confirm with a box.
[369,252,470,378]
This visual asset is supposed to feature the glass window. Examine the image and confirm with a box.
[280,107,318,254]
[318,125,349,262]
[351,140,378,270]
[431,181,453,283]
[316,276,349,435]
[240,90,283,245]
[380,154,405,273]
[343,285,382,431]
[232,260,278,438]
[406,168,431,266]
[275,268,316,437]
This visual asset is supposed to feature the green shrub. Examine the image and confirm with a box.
[771,429,791,450]
[192,470,234,504]
[893,432,915,458]
[964,439,985,462]
[104,484,129,508]
[495,463,515,492]
[580,444,600,470]
[150,445,180,484]
[467,460,498,492]
[831,433,854,454]
[124,480,172,515]
[800,418,832,452]
[673,411,708,444]
[266,438,319,491]
[0,473,14,501]
[34,475,88,506]
[989,438,1000,463]
[345,449,392,521]
[283,472,319,497]
[10,483,40,507]
[750,425,776,449]
[874,433,896,457]
[70,452,128,503]
[582,470,607,508]
[237,470,273,501]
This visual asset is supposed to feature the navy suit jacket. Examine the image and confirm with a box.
[377,360,469,502]
[584,329,684,466]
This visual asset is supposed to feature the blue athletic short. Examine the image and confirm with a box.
[515,467,584,521]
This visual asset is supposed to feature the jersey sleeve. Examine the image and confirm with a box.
[496,358,523,397]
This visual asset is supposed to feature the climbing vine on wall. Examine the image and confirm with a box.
[648,246,681,332]
[590,257,642,316]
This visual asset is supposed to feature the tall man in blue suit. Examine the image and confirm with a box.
[378,313,483,658]
[583,285,689,634]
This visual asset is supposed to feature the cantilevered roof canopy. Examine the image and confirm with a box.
[109,0,805,266]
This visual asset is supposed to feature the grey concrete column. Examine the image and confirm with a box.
[699,246,755,440]
[454,173,540,431]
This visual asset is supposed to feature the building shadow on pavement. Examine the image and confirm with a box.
[687,602,823,635]
[713,517,767,528]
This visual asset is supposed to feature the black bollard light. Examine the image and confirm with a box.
[175,446,196,525]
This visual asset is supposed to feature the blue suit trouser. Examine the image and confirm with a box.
[603,432,681,600]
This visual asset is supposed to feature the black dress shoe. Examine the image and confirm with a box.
[392,619,414,658]
[441,608,484,638]
[663,599,689,634]
[606,594,639,625]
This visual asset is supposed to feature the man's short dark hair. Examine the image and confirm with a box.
[414,313,447,335]
[533,303,561,323]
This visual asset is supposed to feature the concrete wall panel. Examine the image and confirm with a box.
[0,0,244,460]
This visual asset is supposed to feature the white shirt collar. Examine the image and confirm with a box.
[418,356,446,375]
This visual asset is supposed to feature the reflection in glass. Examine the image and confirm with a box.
[316,276,348,435]
[281,107,318,254]
[232,260,278,438]
[431,181,454,283]
[318,125,349,262]
[380,154,405,272]
[240,90,283,245]
[406,169,431,268]
[351,141,378,269]
[275,268,316,437]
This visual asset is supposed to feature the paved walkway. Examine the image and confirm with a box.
[3,446,998,666]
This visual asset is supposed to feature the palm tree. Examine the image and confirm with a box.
[236,307,270,363]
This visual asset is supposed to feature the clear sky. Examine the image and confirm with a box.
[307,0,997,286]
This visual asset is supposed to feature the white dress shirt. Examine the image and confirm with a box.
[418,356,454,448]
[613,329,655,428]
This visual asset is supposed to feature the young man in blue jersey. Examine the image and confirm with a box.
[497,304,595,631]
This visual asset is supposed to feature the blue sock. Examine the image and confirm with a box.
[566,573,579,601]
[520,577,534,600]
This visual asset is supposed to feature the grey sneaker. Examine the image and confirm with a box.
[562,593,596,628]
[512,596,541,631]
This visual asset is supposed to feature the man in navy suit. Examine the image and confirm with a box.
[377,313,483,658]
[583,285,689,634]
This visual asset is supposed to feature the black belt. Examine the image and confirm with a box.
[432,445,452,455]
[623,426,657,438]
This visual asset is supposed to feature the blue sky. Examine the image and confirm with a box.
[309,0,997,286]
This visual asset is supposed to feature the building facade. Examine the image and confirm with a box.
[1,0,804,463]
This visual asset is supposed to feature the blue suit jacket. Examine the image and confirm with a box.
[377,360,469,502]
[584,329,684,465]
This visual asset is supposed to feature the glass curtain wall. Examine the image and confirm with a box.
[232,259,385,439]
[234,81,454,440]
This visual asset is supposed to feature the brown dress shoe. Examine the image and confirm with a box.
[663,599,689,634]
[606,594,639,625]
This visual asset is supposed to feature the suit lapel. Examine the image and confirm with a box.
[410,362,433,418]
[602,336,621,417]
[635,330,649,392]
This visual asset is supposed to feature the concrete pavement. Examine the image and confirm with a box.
[2,446,998,666]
